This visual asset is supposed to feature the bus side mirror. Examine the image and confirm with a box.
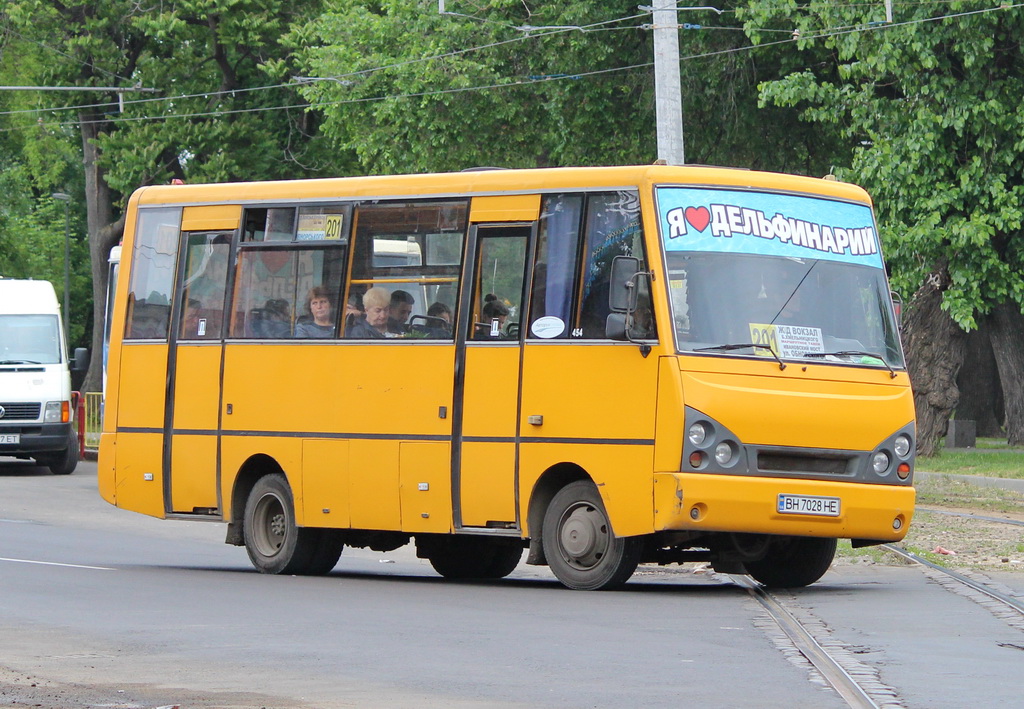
[72,347,90,372]
[605,313,628,340]
[609,256,640,313]
[890,291,903,329]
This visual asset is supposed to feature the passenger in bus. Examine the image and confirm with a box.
[293,286,335,338]
[427,301,452,325]
[476,294,510,339]
[346,286,391,338]
[388,290,415,334]
[249,298,291,338]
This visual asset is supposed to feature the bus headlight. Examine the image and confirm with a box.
[872,451,890,474]
[894,434,912,459]
[715,441,734,466]
[688,422,708,446]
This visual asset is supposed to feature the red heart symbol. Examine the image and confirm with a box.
[684,206,711,232]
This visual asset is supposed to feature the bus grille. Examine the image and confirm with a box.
[757,452,851,475]
[0,402,42,421]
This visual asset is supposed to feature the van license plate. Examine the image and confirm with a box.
[777,494,840,517]
[0,434,20,445]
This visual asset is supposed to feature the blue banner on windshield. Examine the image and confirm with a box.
[658,186,884,269]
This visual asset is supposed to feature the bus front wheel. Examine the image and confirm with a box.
[542,481,642,591]
[744,536,837,588]
[243,474,342,575]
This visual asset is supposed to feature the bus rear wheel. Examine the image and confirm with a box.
[424,536,523,580]
[243,474,342,575]
[542,481,642,591]
[744,536,837,588]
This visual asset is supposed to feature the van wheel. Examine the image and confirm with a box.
[243,474,336,575]
[45,430,79,475]
[542,481,641,590]
[424,537,523,580]
[745,536,837,588]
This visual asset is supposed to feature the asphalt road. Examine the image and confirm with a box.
[2,459,1023,708]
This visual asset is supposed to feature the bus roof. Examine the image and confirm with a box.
[131,165,872,209]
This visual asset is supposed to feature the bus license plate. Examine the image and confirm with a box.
[777,494,840,517]
[0,434,20,445]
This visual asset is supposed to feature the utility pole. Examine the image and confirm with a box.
[653,1,685,165]
[52,193,72,343]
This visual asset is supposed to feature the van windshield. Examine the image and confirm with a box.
[0,315,62,364]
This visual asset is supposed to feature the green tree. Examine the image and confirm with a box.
[2,0,333,391]
[744,2,1024,451]
[290,1,840,175]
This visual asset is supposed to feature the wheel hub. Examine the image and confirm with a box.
[559,502,609,569]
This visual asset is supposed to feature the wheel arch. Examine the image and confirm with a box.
[225,454,289,546]
[524,462,592,565]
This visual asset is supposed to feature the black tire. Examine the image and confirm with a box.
[45,430,79,475]
[426,537,523,580]
[745,536,837,588]
[542,480,642,591]
[304,529,345,576]
[243,474,335,575]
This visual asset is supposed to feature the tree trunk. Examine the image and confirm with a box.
[987,303,1024,446]
[954,317,1003,437]
[901,266,968,457]
[79,112,121,395]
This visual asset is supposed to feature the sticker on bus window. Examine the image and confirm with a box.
[531,316,565,339]
[749,323,823,358]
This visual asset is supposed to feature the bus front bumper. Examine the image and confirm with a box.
[654,472,914,541]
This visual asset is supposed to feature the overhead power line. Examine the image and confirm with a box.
[1,2,1020,134]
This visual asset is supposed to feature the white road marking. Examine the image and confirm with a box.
[0,557,115,571]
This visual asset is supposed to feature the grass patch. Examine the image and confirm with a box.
[917,438,1024,478]
[914,474,1024,514]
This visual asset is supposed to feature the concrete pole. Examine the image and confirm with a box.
[52,193,72,344]
[653,1,685,164]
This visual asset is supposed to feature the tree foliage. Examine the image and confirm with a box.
[744,2,1024,446]
[291,1,838,175]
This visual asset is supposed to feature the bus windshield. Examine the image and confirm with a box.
[658,185,904,369]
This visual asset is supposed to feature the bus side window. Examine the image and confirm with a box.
[178,231,231,340]
[229,247,345,339]
[577,192,656,340]
[124,207,181,340]
[527,194,583,340]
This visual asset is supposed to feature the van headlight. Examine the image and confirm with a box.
[688,422,708,446]
[894,434,912,459]
[44,401,65,423]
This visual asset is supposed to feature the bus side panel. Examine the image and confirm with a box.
[519,344,659,537]
[519,443,656,538]
[653,356,685,473]
[109,344,168,516]
[116,344,168,429]
[302,439,350,528]
[170,345,222,512]
[111,432,166,517]
[349,439,401,531]
[399,441,452,533]
[221,435,304,522]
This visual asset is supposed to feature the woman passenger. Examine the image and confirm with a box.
[294,286,335,338]
[346,286,392,338]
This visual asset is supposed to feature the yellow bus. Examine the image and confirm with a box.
[99,165,915,590]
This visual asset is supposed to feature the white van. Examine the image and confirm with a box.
[0,278,87,474]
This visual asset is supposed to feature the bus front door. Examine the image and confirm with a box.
[454,224,532,530]
[166,224,234,515]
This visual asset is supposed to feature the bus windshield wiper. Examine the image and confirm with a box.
[0,359,41,365]
[694,343,786,370]
[801,350,896,378]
